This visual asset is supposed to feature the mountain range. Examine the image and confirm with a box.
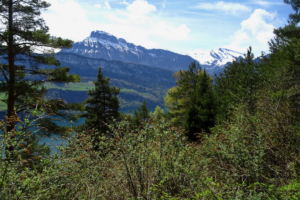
[61,31,195,72]
[187,48,244,75]
[0,30,247,110]
[60,30,244,74]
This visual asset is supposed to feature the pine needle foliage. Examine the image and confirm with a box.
[84,67,120,149]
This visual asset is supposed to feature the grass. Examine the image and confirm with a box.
[0,93,7,111]
[45,82,148,96]
[45,82,95,91]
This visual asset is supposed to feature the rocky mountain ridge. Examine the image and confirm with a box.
[60,30,195,72]
[61,31,249,73]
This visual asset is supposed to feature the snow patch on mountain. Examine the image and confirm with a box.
[187,48,244,67]
[60,30,245,73]
[77,30,143,53]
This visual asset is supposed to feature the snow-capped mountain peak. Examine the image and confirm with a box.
[78,30,141,53]
[60,30,243,73]
[188,48,244,67]
[60,30,196,71]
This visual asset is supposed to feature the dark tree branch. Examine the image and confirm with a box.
[0,66,9,82]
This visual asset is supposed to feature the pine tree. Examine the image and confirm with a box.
[132,100,150,128]
[196,69,215,132]
[0,0,81,158]
[214,47,260,122]
[168,61,201,126]
[138,100,150,121]
[184,69,215,141]
[265,0,300,120]
[184,106,201,141]
[84,67,120,149]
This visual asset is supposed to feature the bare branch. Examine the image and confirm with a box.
[0,66,9,82]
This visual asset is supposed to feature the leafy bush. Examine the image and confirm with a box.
[0,105,299,199]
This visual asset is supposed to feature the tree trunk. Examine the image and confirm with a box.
[6,0,16,157]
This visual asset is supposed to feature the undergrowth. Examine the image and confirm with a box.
[0,101,299,199]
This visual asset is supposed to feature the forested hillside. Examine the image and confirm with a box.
[46,52,177,109]
[1,0,300,199]
[0,52,176,110]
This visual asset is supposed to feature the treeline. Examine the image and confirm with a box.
[46,87,164,110]
[44,74,171,110]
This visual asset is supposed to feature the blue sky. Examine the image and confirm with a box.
[43,0,294,57]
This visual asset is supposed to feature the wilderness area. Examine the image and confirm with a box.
[0,0,300,199]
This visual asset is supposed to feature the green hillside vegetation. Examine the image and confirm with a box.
[44,78,167,109]
[2,0,300,199]
[0,79,167,111]
[45,82,95,91]
[0,93,7,111]
[45,82,149,98]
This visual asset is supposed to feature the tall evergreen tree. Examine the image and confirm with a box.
[0,0,81,158]
[137,100,150,121]
[165,61,216,141]
[184,106,201,141]
[184,69,215,141]
[168,61,201,126]
[84,67,120,149]
[196,69,215,131]
[264,0,300,120]
[214,47,260,122]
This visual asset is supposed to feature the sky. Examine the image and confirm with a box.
[42,0,294,57]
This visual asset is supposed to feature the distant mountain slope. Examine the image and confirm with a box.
[187,48,244,76]
[0,52,176,109]
[54,52,175,85]
[50,52,176,109]
[60,30,248,75]
[60,30,196,72]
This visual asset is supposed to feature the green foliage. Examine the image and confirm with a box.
[165,62,216,141]
[83,67,120,150]
[0,93,299,199]
[214,46,261,123]
[132,100,150,129]
[168,62,201,122]
[164,86,188,123]
[0,0,81,140]
[137,100,150,121]
[189,69,215,138]
[1,1,300,199]
[150,105,165,122]
[43,76,169,110]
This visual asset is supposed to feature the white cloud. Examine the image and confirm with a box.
[104,2,111,9]
[151,23,190,40]
[42,0,93,42]
[255,0,271,6]
[227,30,250,52]
[120,0,129,5]
[253,1,284,6]
[127,0,156,15]
[119,0,189,41]
[224,9,276,56]
[41,0,190,51]
[196,1,251,15]
[162,0,167,8]
[241,9,276,43]
[118,0,156,24]
[95,3,101,8]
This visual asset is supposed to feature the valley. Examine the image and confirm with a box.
[0,31,246,112]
